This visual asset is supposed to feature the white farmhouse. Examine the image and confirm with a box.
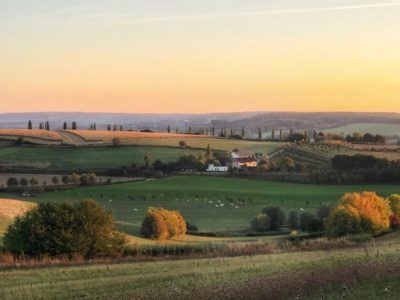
[206,164,228,172]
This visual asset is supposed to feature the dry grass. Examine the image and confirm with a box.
[67,130,207,142]
[0,129,63,141]
[0,199,36,236]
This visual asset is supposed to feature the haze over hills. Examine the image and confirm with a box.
[0,112,400,135]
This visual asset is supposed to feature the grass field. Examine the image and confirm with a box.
[325,123,400,136]
[26,176,400,235]
[1,237,400,299]
[0,146,204,171]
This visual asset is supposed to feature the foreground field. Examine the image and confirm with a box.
[29,176,400,235]
[0,146,203,171]
[1,237,400,299]
[0,199,35,236]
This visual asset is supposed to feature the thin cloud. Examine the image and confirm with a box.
[120,1,400,25]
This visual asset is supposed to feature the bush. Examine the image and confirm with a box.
[288,211,299,230]
[250,213,271,232]
[299,212,314,231]
[7,177,18,187]
[317,205,332,219]
[325,209,361,237]
[186,222,199,232]
[387,194,400,217]
[3,200,126,258]
[19,177,28,187]
[325,192,391,237]
[140,207,187,240]
[261,207,285,231]
[307,219,324,233]
[390,214,400,229]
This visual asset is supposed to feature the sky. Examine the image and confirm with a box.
[0,0,399,113]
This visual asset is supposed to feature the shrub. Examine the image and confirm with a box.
[389,214,400,229]
[317,205,332,219]
[7,177,18,187]
[140,207,187,240]
[19,177,29,187]
[3,200,126,258]
[325,192,392,237]
[251,213,271,232]
[339,192,391,233]
[325,209,361,237]
[387,194,400,217]
[29,177,38,186]
[261,207,285,231]
[288,211,299,229]
[51,176,59,185]
[186,222,199,232]
[307,219,324,233]
[299,212,314,231]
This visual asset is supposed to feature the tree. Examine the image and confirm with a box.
[167,125,171,133]
[112,138,121,146]
[325,209,361,237]
[63,122,67,130]
[141,207,186,240]
[258,128,262,140]
[71,173,80,185]
[241,127,245,138]
[288,211,299,229]
[317,205,332,220]
[29,177,38,186]
[144,155,152,168]
[28,120,32,130]
[45,121,50,131]
[299,212,314,231]
[279,129,283,140]
[179,140,187,148]
[119,125,123,131]
[250,213,271,232]
[72,122,77,130]
[113,124,117,131]
[325,192,391,237]
[51,176,59,185]
[19,177,29,187]
[206,144,212,162]
[107,124,111,131]
[188,126,192,134]
[278,157,296,172]
[3,200,126,258]
[7,177,18,187]
[93,123,97,131]
[39,123,44,130]
[61,174,71,185]
[261,207,285,231]
[211,127,215,136]
[271,129,275,140]
[387,194,400,217]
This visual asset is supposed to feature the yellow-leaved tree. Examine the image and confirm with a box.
[326,192,391,237]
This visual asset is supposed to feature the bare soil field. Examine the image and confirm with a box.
[0,198,35,235]
[0,129,63,144]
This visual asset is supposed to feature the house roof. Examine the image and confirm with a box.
[233,157,257,163]
[231,150,254,158]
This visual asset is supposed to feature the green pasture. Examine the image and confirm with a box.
[122,137,284,154]
[30,176,400,235]
[0,146,204,171]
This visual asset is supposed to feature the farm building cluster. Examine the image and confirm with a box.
[207,150,259,172]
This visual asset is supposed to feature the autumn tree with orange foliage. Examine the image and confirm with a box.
[140,207,187,240]
[326,192,391,237]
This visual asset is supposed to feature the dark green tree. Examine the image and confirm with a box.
[28,120,32,129]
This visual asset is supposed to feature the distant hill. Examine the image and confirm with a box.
[210,112,400,133]
[1,112,400,135]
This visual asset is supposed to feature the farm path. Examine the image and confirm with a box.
[56,130,87,145]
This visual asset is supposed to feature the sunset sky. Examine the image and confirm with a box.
[0,0,399,113]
